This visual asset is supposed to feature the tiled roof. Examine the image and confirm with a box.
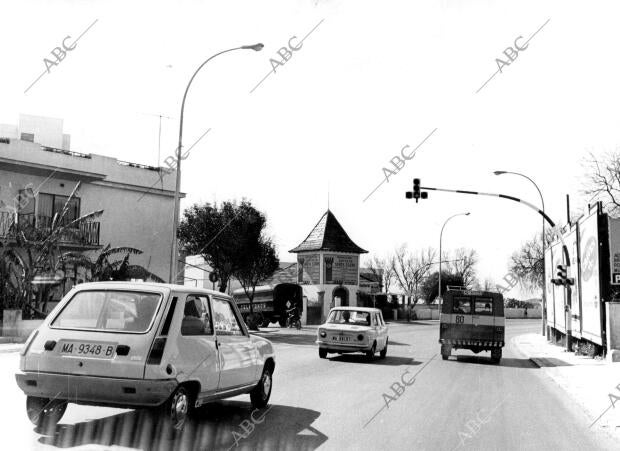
[264,262,298,285]
[290,210,367,254]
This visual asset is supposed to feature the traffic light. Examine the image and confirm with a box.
[551,264,574,286]
[405,178,428,203]
[557,265,567,282]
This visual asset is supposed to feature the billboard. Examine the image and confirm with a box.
[579,210,603,345]
[566,226,581,338]
[324,254,359,285]
[297,253,320,284]
[608,217,620,284]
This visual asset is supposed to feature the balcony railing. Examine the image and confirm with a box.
[0,211,100,246]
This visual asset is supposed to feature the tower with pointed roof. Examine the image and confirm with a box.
[290,209,367,324]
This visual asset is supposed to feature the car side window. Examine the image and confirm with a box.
[181,295,213,336]
[211,298,244,336]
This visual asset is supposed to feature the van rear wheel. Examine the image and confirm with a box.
[491,348,502,364]
[441,344,451,360]
[26,396,67,427]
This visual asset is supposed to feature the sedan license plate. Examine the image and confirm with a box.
[59,342,116,359]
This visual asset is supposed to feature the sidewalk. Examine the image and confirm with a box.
[513,333,620,441]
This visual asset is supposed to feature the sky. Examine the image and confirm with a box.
[2,0,620,298]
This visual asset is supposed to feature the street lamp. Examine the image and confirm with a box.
[438,212,470,309]
[169,43,263,283]
[494,170,546,336]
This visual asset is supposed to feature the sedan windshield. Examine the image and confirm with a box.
[327,310,371,326]
[51,290,162,333]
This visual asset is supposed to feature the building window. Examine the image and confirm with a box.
[18,192,81,226]
[20,132,34,142]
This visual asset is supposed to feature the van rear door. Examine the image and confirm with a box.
[448,295,473,341]
[471,296,496,342]
[24,289,167,379]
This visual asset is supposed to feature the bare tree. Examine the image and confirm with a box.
[366,255,395,293]
[509,233,544,293]
[448,248,478,288]
[583,151,620,217]
[391,245,436,306]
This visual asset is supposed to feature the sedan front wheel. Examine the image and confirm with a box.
[250,366,273,408]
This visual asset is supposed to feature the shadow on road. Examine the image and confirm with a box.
[37,401,326,450]
[328,354,418,366]
[452,355,538,368]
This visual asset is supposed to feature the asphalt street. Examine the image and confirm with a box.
[0,319,616,450]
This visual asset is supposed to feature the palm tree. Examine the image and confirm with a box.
[1,182,103,316]
[59,244,164,283]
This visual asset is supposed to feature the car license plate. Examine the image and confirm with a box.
[59,341,116,358]
[336,336,352,342]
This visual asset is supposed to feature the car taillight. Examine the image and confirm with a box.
[147,337,167,365]
[20,330,39,356]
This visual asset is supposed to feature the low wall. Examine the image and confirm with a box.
[505,308,541,319]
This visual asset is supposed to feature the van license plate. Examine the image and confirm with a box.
[60,342,116,358]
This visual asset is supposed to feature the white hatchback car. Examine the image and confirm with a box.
[15,282,275,431]
[316,307,388,360]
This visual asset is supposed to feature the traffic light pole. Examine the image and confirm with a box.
[415,183,573,352]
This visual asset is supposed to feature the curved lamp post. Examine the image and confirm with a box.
[438,212,470,307]
[169,43,264,283]
[494,170,546,336]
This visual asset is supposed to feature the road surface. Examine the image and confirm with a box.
[0,319,615,450]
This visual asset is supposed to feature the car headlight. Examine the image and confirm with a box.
[357,334,364,341]
[319,329,327,338]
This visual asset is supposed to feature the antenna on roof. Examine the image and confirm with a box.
[139,112,174,166]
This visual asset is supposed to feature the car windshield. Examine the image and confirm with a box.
[327,310,371,326]
[51,290,162,333]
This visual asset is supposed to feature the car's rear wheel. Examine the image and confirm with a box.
[164,386,192,432]
[319,348,327,359]
[261,318,272,327]
[250,366,273,409]
[380,339,388,359]
[26,396,67,427]
[366,342,377,361]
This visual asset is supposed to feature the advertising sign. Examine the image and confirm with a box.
[544,244,556,329]
[608,217,620,284]
[566,226,581,338]
[324,254,359,285]
[297,253,320,284]
[579,211,603,344]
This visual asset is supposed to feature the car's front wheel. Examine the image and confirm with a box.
[250,366,273,408]
[319,348,327,359]
[366,342,377,361]
[380,339,388,359]
[26,396,67,428]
